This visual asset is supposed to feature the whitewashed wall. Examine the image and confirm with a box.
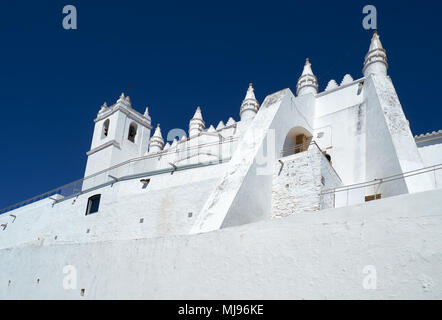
[417,137,442,188]
[365,75,434,196]
[0,163,228,250]
[314,81,366,186]
[1,188,441,299]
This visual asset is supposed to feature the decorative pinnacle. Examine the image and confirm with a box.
[144,107,149,117]
[297,58,318,95]
[120,92,125,99]
[191,106,204,122]
[157,123,160,128]
[99,102,108,112]
[363,29,388,76]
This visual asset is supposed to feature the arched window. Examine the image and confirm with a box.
[128,122,137,142]
[102,119,110,138]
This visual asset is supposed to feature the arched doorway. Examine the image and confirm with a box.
[281,126,313,157]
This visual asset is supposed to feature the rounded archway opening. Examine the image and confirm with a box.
[281,126,313,158]
[128,122,138,143]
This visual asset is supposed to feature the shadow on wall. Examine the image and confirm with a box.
[281,126,313,158]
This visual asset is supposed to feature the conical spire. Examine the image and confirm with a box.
[301,58,314,76]
[240,83,259,121]
[369,30,384,51]
[297,58,318,96]
[149,124,164,153]
[192,106,203,120]
[189,106,205,137]
[153,123,162,138]
[244,83,256,100]
[363,30,388,77]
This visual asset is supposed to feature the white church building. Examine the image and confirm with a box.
[1,31,442,299]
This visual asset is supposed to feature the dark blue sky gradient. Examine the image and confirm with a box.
[0,0,441,208]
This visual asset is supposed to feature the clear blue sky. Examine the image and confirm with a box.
[0,0,441,208]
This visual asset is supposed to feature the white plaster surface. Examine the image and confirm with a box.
[2,31,442,300]
[417,136,442,188]
[0,163,228,250]
[1,188,442,299]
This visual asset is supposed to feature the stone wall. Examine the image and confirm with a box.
[272,144,342,217]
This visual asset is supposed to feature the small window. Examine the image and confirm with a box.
[365,194,382,202]
[86,194,101,215]
[102,119,110,138]
[128,123,137,142]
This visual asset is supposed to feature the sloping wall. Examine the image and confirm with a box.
[364,75,434,196]
[1,188,441,299]
[191,89,316,233]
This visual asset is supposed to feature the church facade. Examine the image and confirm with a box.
[1,31,442,299]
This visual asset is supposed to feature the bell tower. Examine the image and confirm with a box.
[84,93,152,179]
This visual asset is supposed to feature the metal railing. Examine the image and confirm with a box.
[280,143,309,158]
[279,141,341,181]
[0,137,239,215]
[320,163,442,206]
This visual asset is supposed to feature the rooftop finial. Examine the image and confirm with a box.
[149,123,164,153]
[189,106,205,136]
[191,106,203,121]
[99,102,108,113]
[363,30,388,77]
[240,81,259,121]
[297,58,318,96]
